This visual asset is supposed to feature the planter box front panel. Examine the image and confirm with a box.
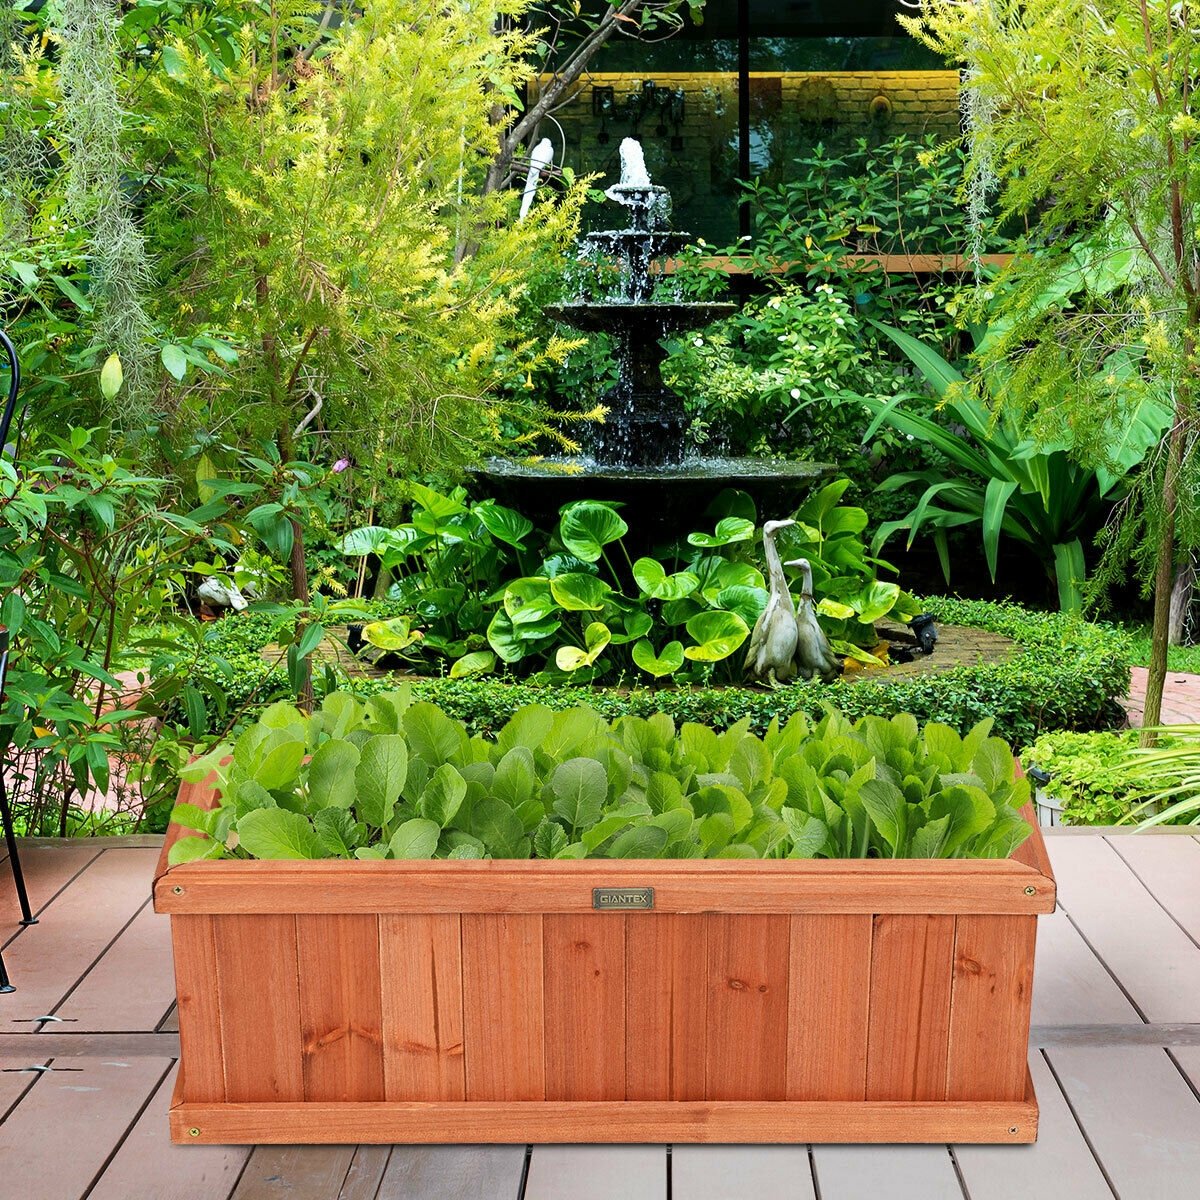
[170,906,1038,1137]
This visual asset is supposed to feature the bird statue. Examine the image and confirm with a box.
[744,519,800,686]
[786,557,842,683]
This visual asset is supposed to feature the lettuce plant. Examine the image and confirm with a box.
[168,689,1032,864]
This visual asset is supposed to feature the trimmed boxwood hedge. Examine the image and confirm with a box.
[192,597,1131,745]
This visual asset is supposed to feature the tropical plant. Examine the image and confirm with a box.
[340,481,914,683]
[852,322,1170,612]
[169,689,1032,863]
[906,0,1200,734]
[1123,727,1200,828]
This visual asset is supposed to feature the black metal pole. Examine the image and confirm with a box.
[0,329,34,999]
[737,0,751,242]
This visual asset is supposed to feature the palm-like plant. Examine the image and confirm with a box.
[847,323,1169,612]
[1125,727,1200,827]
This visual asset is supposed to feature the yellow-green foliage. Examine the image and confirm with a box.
[141,0,586,472]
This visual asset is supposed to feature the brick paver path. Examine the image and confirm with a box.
[1123,666,1200,726]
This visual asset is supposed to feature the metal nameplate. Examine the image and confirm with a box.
[592,887,654,911]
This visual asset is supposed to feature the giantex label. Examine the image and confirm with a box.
[592,887,655,910]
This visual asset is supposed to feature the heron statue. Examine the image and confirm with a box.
[744,518,800,686]
[786,556,842,683]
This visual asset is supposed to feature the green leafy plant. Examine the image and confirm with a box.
[169,690,1032,863]
[852,322,1168,612]
[1121,727,1200,828]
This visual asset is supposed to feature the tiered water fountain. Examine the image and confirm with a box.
[479,140,832,534]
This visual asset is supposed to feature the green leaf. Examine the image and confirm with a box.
[633,558,699,601]
[549,572,613,612]
[493,745,538,809]
[160,43,186,78]
[559,501,628,561]
[1052,540,1086,614]
[168,836,223,865]
[609,824,669,858]
[389,818,441,859]
[99,354,123,401]
[533,817,569,859]
[420,764,467,826]
[252,732,306,791]
[450,650,496,678]
[555,621,612,672]
[236,808,322,859]
[355,734,408,828]
[687,517,756,547]
[363,616,422,652]
[161,344,188,381]
[683,610,750,662]
[313,807,360,857]
[403,703,465,766]
[631,638,685,678]
[307,738,361,809]
[550,757,607,832]
[475,502,534,547]
[470,797,525,855]
[859,778,907,853]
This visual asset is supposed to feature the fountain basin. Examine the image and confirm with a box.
[474,455,836,546]
[545,301,736,335]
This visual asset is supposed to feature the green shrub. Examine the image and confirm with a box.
[171,690,1031,863]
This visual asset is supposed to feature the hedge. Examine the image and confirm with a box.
[193,597,1131,746]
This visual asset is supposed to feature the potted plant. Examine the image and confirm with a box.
[155,690,1054,1144]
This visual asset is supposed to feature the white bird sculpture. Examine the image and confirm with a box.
[744,519,800,686]
[786,557,842,683]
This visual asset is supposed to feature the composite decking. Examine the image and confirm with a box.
[2,831,1200,1199]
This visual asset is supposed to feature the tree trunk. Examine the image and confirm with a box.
[1168,557,1195,646]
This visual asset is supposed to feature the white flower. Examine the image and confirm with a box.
[693,337,704,346]
[834,318,845,327]
[906,433,915,441]
[790,388,801,400]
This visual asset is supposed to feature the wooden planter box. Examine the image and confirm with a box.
[154,780,1055,1146]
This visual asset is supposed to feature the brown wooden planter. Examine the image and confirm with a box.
[154,778,1055,1145]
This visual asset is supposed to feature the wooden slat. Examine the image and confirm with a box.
[1,848,160,1024]
[55,901,175,1032]
[0,1054,48,1118]
[1108,834,1200,942]
[1049,1045,1200,1199]
[1010,803,1055,881]
[947,915,1036,1101]
[672,1145,816,1200]
[375,1146,526,1200]
[231,1146,357,1200]
[214,914,304,1103]
[0,1057,169,1199]
[811,1145,964,1200]
[338,1146,393,1200]
[787,914,871,1100]
[523,1146,665,1200]
[625,914,707,1101]
[155,856,1055,916]
[1048,837,1200,1021]
[461,913,544,1101]
[171,1086,1039,1143]
[1029,910,1141,1026]
[706,915,790,1101]
[172,914,225,1103]
[87,1063,250,1200]
[866,914,955,1101]
[297,914,384,1102]
[380,914,465,1101]
[161,1003,180,1033]
[544,914,626,1101]
[954,1052,1114,1200]
[0,841,102,934]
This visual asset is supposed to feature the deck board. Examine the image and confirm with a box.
[1,833,1200,1200]
[1,842,103,936]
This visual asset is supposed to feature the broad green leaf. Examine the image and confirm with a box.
[687,517,755,547]
[475,502,534,546]
[313,807,361,857]
[168,835,223,865]
[403,703,465,766]
[307,739,360,809]
[355,734,408,828]
[555,622,612,672]
[609,824,669,858]
[493,745,538,809]
[633,558,699,600]
[363,616,423,652]
[533,817,569,859]
[631,638,685,678]
[161,343,188,381]
[420,764,467,826]
[683,610,750,662]
[389,818,441,859]
[559,501,628,561]
[859,778,907,853]
[99,353,123,400]
[550,757,607,832]
[715,585,768,627]
[449,650,496,678]
[251,732,306,791]
[549,572,613,612]
[470,797,525,855]
[236,808,322,859]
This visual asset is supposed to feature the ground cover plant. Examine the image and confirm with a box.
[169,689,1032,864]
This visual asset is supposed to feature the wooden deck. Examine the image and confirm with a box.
[2,831,1200,1199]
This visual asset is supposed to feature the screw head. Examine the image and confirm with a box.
[1023,885,1037,896]
[188,1127,201,1138]
[1007,1125,1019,1135]
[172,885,184,895]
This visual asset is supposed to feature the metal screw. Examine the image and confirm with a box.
[1007,1125,1019,1135]
[188,1127,201,1138]
[1023,885,1037,896]
[172,885,184,895]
